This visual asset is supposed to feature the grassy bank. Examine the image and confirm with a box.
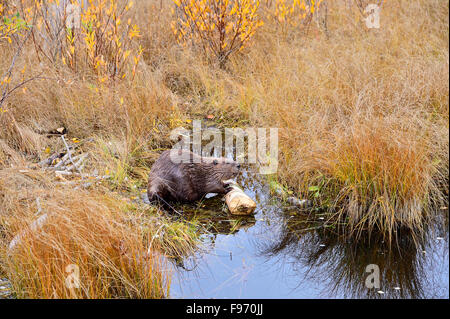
[0,0,448,298]
[0,167,200,298]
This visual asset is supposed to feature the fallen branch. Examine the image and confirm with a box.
[65,153,88,172]
[61,135,82,176]
[38,151,65,167]
[8,197,48,252]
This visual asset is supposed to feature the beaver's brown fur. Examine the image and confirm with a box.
[147,149,240,203]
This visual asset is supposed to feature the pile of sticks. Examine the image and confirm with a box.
[38,136,89,176]
[38,136,110,189]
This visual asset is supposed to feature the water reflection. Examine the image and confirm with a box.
[171,170,449,299]
[180,195,257,238]
[256,210,449,298]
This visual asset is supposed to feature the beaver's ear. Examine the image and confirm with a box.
[213,159,218,165]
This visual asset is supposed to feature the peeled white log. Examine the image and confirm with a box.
[223,181,256,216]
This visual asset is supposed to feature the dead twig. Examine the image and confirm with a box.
[60,135,83,177]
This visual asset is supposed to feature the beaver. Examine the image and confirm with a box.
[147,149,240,203]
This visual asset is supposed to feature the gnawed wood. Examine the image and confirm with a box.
[223,180,256,216]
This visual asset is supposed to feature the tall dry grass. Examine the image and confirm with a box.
[241,0,449,240]
[0,169,175,298]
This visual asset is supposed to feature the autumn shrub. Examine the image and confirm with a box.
[20,0,143,81]
[0,1,29,43]
[264,0,324,31]
[0,1,30,110]
[171,0,264,67]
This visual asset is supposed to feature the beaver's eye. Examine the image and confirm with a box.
[213,160,218,165]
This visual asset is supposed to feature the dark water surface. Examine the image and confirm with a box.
[171,170,449,299]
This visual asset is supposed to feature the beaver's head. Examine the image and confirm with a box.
[200,156,241,194]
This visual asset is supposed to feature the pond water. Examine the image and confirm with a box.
[170,170,449,299]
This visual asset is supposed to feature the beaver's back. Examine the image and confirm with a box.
[147,149,239,203]
[147,150,197,202]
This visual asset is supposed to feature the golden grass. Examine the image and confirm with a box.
[0,169,176,298]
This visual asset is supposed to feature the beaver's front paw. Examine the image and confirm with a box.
[222,179,237,192]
